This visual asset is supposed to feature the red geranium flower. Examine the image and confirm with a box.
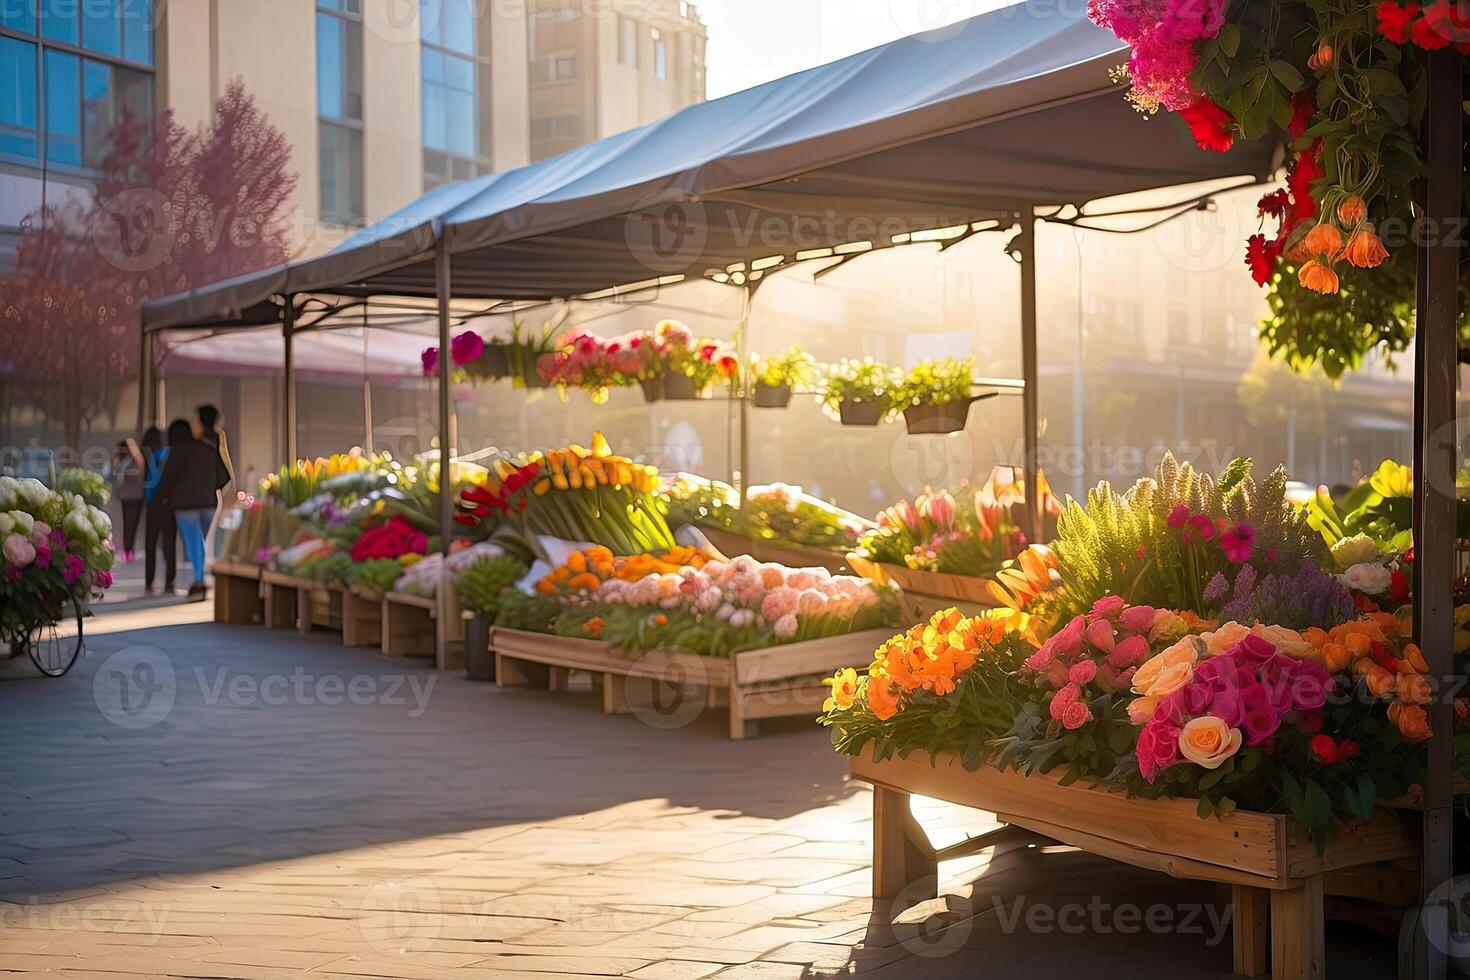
[1257,190,1290,219]
[1412,2,1454,47]
[1287,93,1316,139]
[1245,234,1282,287]
[1178,99,1235,153]
[1377,2,1421,43]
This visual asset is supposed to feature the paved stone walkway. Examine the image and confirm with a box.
[0,605,1400,977]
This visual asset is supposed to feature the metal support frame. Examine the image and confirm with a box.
[434,237,455,671]
[1016,205,1042,544]
[282,297,297,464]
[1411,48,1460,980]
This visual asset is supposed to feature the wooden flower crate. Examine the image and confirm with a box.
[299,583,344,635]
[699,525,853,574]
[852,749,1419,980]
[259,569,315,630]
[491,626,894,740]
[381,590,465,666]
[210,560,264,625]
[341,584,384,648]
[846,553,997,621]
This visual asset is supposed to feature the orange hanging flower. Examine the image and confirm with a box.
[1388,702,1433,742]
[1302,222,1344,257]
[1298,258,1340,294]
[1342,226,1389,268]
[1337,195,1367,225]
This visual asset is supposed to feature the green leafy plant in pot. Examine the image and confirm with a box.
[896,356,977,434]
[508,319,560,389]
[749,346,816,408]
[820,357,901,426]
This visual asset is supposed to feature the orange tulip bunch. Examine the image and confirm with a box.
[535,544,708,595]
[1303,616,1434,741]
[1294,194,1390,296]
[861,608,1009,720]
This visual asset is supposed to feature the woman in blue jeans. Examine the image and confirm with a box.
[154,420,228,599]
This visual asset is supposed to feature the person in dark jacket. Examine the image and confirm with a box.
[138,426,175,595]
[155,419,228,599]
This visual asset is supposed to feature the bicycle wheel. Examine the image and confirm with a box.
[27,605,84,677]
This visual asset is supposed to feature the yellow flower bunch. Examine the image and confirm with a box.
[527,433,660,496]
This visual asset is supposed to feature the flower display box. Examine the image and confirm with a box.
[299,583,344,636]
[210,560,263,626]
[259,569,315,631]
[341,584,384,649]
[381,590,465,664]
[845,553,997,621]
[851,749,1419,980]
[490,626,895,740]
[699,525,852,575]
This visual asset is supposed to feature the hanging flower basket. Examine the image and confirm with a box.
[464,344,511,381]
[903,397,975,435]
[753,382,793,408]
[838,397,886,426]
[640,374,666,403]
[518,361,550,389]
[662,371,709,401]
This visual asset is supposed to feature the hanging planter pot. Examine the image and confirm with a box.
[518,360,550,389]
[662,371,709,400]
[903,398,976,435]
[639,374,666,403]
[838,398,886,426]
[753,383,793,408]
[465,344,511,381]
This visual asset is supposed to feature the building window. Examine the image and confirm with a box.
[0,1,154,169]
[421,0,487,191]
[617,16,638,67]
[317,0,365,222]
[546,50,576,81]
[529,114,582,143]
[652,31,666,80]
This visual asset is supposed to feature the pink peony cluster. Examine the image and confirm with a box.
[1022,596,1160,731]
[1086,0,1226,112]
[421,330,487,376]
[595,555,883,641]
[1131,632,1333,782]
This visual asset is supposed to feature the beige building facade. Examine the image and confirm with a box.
[529,0,706,161]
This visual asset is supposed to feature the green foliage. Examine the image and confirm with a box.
[819,357,903,415]
[662,474,868,553]
[1053,453,1322,615]
[455,554,528,619]
[353,559,403,595]
[895,357,974,407]
[750,347,816,389]
[295,551,356,586]
[56,467,109,507]
[495,591,563,633]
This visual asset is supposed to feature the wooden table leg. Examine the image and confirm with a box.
[1270,875,1324,980]
[602,673,632,715]
[872,785,937,905]
[1232,884,1269,978]
[728,687,758,740]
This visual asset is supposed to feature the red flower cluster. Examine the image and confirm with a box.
[1377,2,1470,51]
[455,463,540,525]
[1245,99,1323,287]
[1308,733,1361,765]
[1178,99,1235,153]
[350,516,429,561]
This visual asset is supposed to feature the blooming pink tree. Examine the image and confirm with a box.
[0,80,297,450]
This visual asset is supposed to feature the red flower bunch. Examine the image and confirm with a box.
[350,516,429,561]
[1377,2,1470,52]
[1245,99,1323,287]
[1022,596,1157,731]
[455,462,540,525]
[1178,99,1235,153]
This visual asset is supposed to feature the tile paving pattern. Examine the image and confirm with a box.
[0,604,1401,977]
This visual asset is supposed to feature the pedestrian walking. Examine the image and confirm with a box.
[139,426,176,595]
[156,419,230,599]
[105,440,144,562]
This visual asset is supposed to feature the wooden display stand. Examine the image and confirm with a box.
[210,560,263,625]
[381,590,464,666]
[299,584,344,635]
[846,553,997,621]
[342,585,384,648]
[852,749,1419,980]
[491,626,894,740]
[259,570,312,630]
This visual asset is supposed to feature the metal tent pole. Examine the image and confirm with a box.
[282,297,297,464]
[137,328,153,435]
[435,237,456,671]
[1017,206,1041,544]
[1411,47,1460,980]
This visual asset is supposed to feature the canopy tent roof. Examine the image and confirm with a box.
[142,0,1279,333]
